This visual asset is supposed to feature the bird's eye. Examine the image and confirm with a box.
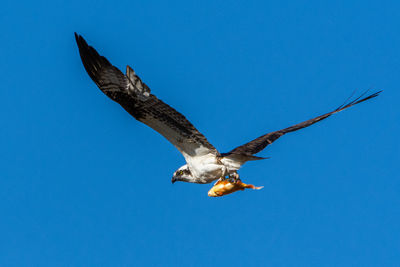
[178,170,183,175]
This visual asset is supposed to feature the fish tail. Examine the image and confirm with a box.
[244,184,264,190]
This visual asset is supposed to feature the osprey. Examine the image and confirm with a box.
[75,33,381,185]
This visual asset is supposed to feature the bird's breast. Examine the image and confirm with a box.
[186,154,226,183]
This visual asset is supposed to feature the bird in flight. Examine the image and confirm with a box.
[75,33,381,186]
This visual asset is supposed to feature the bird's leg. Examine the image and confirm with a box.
[228,172,240,183]
[220,166,229,181]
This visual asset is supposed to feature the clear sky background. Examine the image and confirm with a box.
[1,0,399,266]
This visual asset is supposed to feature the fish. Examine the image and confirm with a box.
[207,179,263,197]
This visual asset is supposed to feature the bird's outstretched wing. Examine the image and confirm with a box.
[75,33,219,158]
[226,91,381,156]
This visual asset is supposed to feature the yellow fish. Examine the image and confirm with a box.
[208,179,263,197]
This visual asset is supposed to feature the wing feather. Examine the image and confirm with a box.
[227,90,381,156]
[75,33,219,158]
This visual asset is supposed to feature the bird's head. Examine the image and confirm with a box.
[172,165,193,183]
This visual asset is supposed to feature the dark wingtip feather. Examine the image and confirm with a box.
[74,33,113,86]
[336,90,382,112]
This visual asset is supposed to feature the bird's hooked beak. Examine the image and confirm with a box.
[171,177,177,184]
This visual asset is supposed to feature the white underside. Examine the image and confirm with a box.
[182,153,244,184]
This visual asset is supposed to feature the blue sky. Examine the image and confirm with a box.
[1,0,399,266]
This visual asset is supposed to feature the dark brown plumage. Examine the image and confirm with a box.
[75,32,381,165]
[75,33,219,157]
[227,90,381,156]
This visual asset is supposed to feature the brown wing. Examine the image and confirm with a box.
[75,33,219,158]
[227,90,381,156]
